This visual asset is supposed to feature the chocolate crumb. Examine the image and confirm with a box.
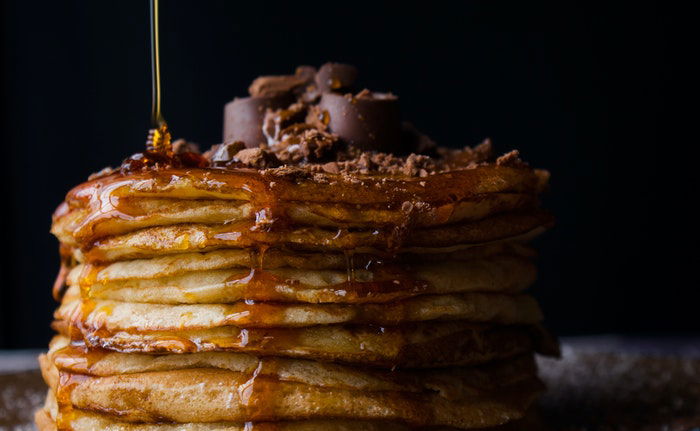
[207,141,246,163]
[322,162,340,174]
[172,139,200,155]
[496,150,528,167]
[248,75,308,98]
[233,148,281,169]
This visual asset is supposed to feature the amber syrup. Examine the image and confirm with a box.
[145,0,172,155]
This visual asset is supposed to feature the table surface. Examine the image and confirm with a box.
[2,336,700,431]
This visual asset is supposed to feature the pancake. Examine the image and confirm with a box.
[40,349,542,428]
[68,253,537,304]
[43,336,538,395]
[77,210,553,262]
[36,403,543,431]
[53,320,540,368]
[56,192,538,246]
[52,165,549,248]
[57,288,542,331]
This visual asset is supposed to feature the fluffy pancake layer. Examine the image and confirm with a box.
[68,249,537,304]
[36,407,543,431]
[41,337,542,428]
[52,166,549,252]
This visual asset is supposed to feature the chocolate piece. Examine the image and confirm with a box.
[171,139,200,154]
[305,105,330,131]
[318,91,401,152]
[248,75,307,98]
[295,65,317,83]
[402,153,432,177]
[315,63,358,93]
[496,149,528,167]
[208,141,246,163]
[223,95,293,147]
[262,103,308,146]
[439,139,494,168]
[232,148,281,169]
[275,127,339,163]
[321,161,340,174]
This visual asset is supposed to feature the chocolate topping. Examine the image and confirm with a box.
[314,63,358,93]
[319,91,401,152]
[223,95,293,147]
[171,139,200,155]
[122,63,537,178]
[223,63,404,153]
[262,102,308,146]
[274,127,339,164]
[232,147,281,169]
[248,75,308,98]
[207,141,246,163]
[496,149,528,167]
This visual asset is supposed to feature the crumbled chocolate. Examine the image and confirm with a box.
[295,65,317,82]
[304,105,329,131]
[248,75,308,98]
[117,63,537,178]
[232,148,281,169]
[274,127,340,164]
[438,139,494,168]
[207,141,246,163]
[496,149,528,167]
[321,161,340,174]
[314,63,358,93]
[402,153,435,177]
[262,103,307,146]
[172,139,200,154]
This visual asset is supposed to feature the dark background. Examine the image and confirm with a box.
[0,1,692,349]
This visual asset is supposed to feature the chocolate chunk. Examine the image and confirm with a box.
[315,63,358,93]
[321,161,340,174]
[274,126,340,163]
[248,75,307,98]
[223,95,294,147]
[439,139,494,168]
[496,149,528,167]
[232,148,281,169]
[318,91,401,152]
[262,102,308,146]
[171,139,200,154]
[295,65,317,82]
[207,141,246,163]
[402,153,434,176]
[304,105,330,131]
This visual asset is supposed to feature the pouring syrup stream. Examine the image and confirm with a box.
[146,0,172,154]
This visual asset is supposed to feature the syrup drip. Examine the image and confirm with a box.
[145,0,171,155]
[55,371,88,430]
[52,244,75,301]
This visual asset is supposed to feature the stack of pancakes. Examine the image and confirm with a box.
[37,63,556,430]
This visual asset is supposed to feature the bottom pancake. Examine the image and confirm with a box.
[36,408,543,431]
[40,348,542,429]
[37,394,543,431]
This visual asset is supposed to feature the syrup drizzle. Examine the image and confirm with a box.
[145,0,172,155]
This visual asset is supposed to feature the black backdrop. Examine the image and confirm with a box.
[0,1,692,349]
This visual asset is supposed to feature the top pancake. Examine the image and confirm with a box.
[52,164,550,261]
